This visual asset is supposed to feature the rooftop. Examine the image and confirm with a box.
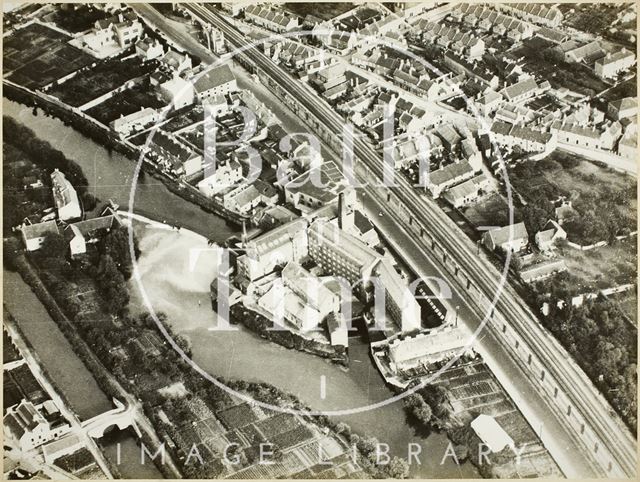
[285,161,349,203]
[21,220,59,240]
[486,222,529,246]
[193,64,236,94]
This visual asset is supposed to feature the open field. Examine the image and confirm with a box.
[559,238,637,291]
[510,152,636,244]
[461,191,520,229]
[4,23,95,90]
[48,57,156,108]
[284,2,355,21]
[510,36,610,97]
[85,82,166,125]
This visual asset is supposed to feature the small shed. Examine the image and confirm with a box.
[470,414,514,453]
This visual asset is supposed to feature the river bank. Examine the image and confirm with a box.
[4,94,479,478]
[3,85,248,227]
[3,97,239,241]
[3,268,165,479]
[128,223,479,478]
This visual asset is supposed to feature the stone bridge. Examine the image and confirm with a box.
[81,398,140,439]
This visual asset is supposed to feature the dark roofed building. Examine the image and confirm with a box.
[482,222,529,252]
[193,64,237,100]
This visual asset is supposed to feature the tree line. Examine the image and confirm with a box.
[3,116,97,211]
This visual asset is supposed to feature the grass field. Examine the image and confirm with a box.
[4,23,95,90]
[558,238,637,291]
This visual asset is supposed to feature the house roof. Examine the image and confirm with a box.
[520,259,567,282]
[21,220,59,240]
[536,27,567,43]
[193,64,236,94]
[161,50,190,70]
[68,214,121,238]
[435,124,463,147]
[136,37,161,52]
[486,222,528,246]
[595,49,635,67]
[429,160,474,187]
[248,217,309,257]
[354,209,375,235]
[445,178,479,202]
[111,107,158,130]
[552,121,600,140]
[609,97,637,112]
[501,77,538,100]
[152,131,198,165]
[245,4,297,28]
[478,90,502,105]
[285,161,348,203]
[491,121,552,144]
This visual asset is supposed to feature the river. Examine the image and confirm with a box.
[3,97,479,478]
[3,270,163,479]
[3,98,237,241]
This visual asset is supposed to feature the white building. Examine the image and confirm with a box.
[471,414,515,453]
[386,326,466,371]
[135,37,164,60]
[157,75,195,110]
[197,160,243,197]
[4,401,70,452]
[534,220,567,251]
[51,169,81,221]
[482,222,529,252]
[20,221,60,251]
[65,213,122,257]
[193,64,237,100]
[443,174,490,208]
[110,107,160,136]
[114,19,143,48]
[595,50,636,79]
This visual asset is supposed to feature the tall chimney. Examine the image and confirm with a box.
[241,220,248,248]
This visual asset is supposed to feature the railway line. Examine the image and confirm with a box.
[183,4,636,477]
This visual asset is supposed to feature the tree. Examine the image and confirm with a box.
[412,403,433,424]
[96,254,130,313]
[100,226,139,279]
[385,457,410,479]
[40,231,68,259]
[593,340,627,381]
[403,393,424,409]
[82,192,97,211]
[335,422,351,437]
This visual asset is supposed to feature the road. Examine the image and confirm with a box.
[360,190,596,476]
[149,3,636,478]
